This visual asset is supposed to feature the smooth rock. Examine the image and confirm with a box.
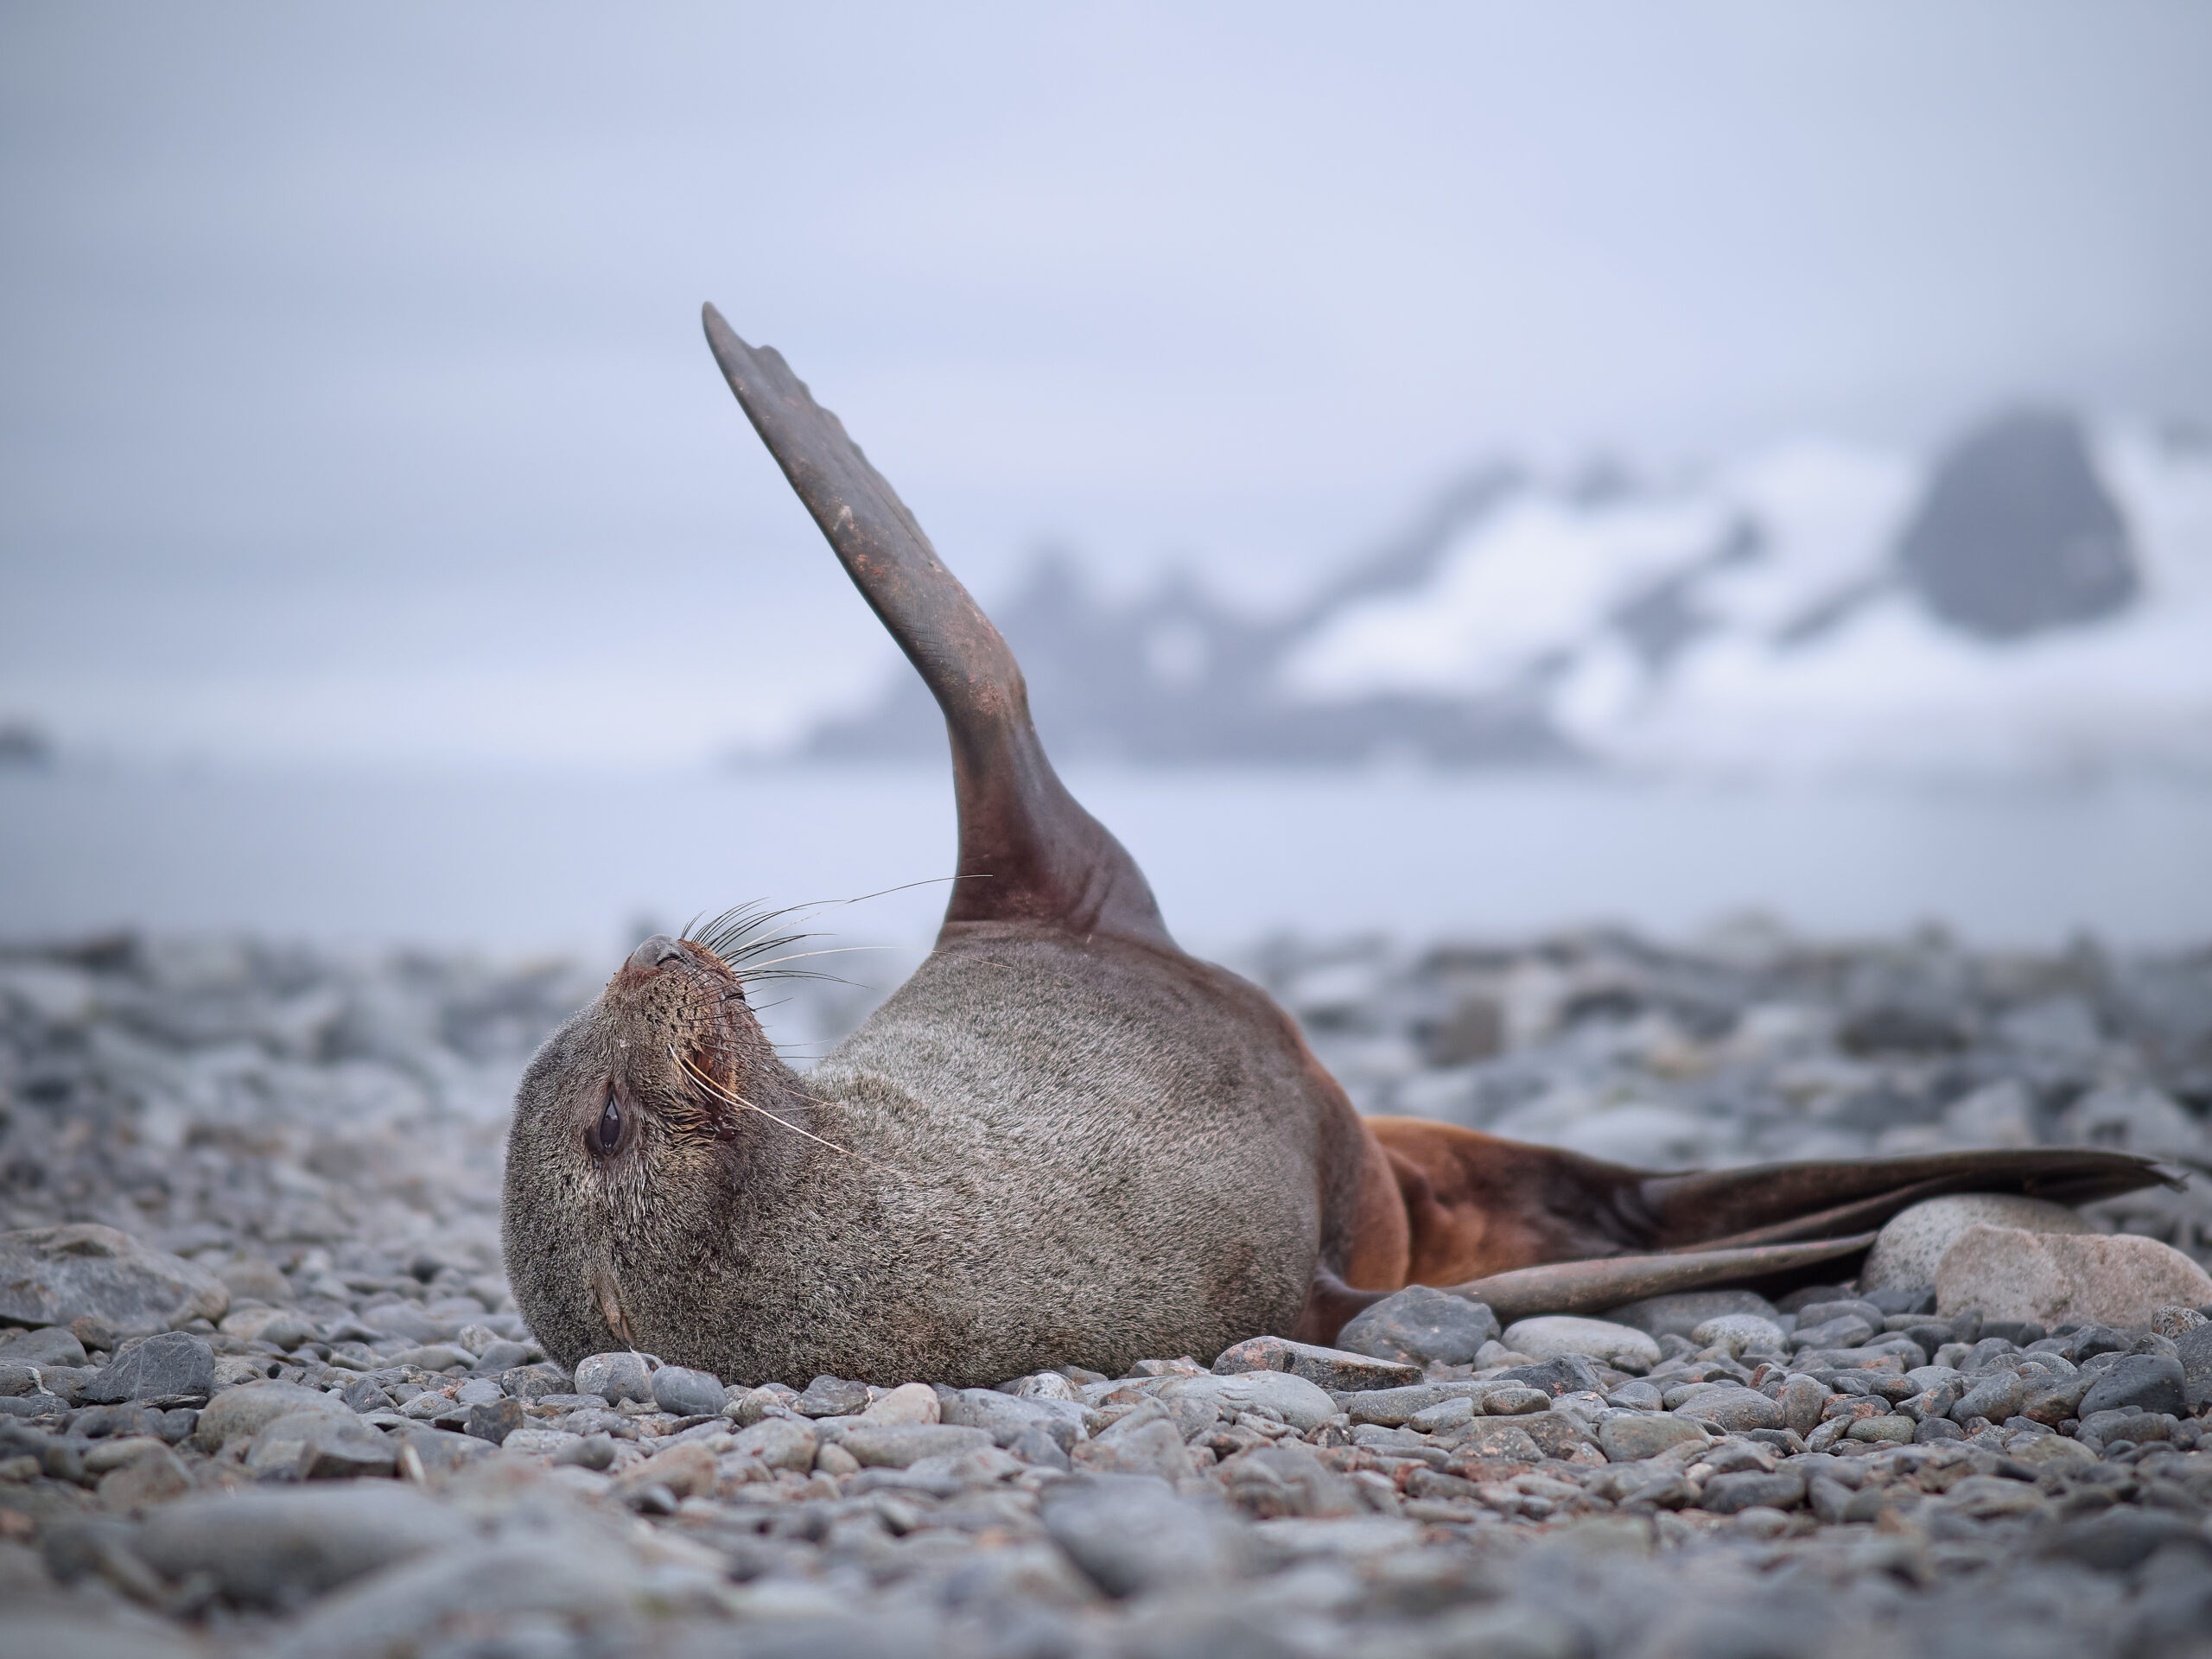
[832,1423,993,1468]
[859,1381,941,1425]
[1791,1315,1878,1351]
[79,1332,214,1408]
[1211,1335,1421,1392]
[1334,1381,1503,1427]
[1777,1376,1831,1437]
[2177,1324,2212,1411]
[552,1433,618,1471]
[1499,1354,1606,1399]
[193,1381,356,1451]
[2077,1354,2190,1421]
[1690,1315,1786,1357]
[1042,1475,1252,1598]
[463,1397,525,1445]
[469,1339,531,1373]
[730,1415,819,1471]
[82,1433,170,1474]
[0,1224,229,1333]
[1215,1441,1363,1518]
[1866,1196,2090,1292]
[1935,1225,2212,1327]
[794,1375,872,1417]
[613,1440,717,1501]
[571,1351,654,1406]
[2007,1432,2098,1472]
[1791,1298,1886,1332]
[2079,1408,2178,1447]
[138,1485,474,1605]
[1698,1469,1805,1513]
[1673,1387,1785,1434]
[96,1444,193,1510]
[1844,1414,1914,1444]
[0,1325,89,1370]
[1334,1287,1500,1367]
[1949,1372,2026,1426]
[941,1388,1087,1450]
[1159,1370,1340,1432]
[1071,1405,1197,1482]
[246,1411,398,1481]
[387,1425,493,1474]
[1502,1317,1661,1370]
[650,1364,727,1419]
[1599,1414,1709,1462]
[1602,1290,1778,1340]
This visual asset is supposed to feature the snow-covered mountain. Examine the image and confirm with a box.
[802,411,2212,777]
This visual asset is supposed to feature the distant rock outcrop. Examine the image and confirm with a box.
[0,720,54,768]
[803,468,1575,767]
[795,411,2207,776]
[1896,410,2137,639]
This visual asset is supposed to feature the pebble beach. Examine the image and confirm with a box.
[3,925,2209,1658]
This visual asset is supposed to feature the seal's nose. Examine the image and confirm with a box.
[626,935,688,973]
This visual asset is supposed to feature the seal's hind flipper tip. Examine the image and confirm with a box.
[1452,1234,1878,1325]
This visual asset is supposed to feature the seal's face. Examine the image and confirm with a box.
[501,932,783,1364]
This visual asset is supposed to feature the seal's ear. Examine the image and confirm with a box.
[702,306,1168,948]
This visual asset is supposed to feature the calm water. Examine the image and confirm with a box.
[3,763,2209,968]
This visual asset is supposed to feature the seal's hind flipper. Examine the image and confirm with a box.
[702,306,1167,946]
[1363,1117,2175,1291]
[1637,1147,2178,1250]
[1450,1236,1878,1324]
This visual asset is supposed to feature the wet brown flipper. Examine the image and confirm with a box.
[1345,1116,2177,1334]
[702,305,1167,948]
[1448,1235,1878,1325]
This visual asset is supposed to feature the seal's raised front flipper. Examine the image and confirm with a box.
[702,305,1167,947]
[1336,1118,2177,1329]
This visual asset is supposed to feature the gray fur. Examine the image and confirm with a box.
[502,925,1355,1387]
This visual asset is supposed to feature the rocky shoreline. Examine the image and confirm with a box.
[2,926,2209,1658]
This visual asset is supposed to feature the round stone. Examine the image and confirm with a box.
[1689,1314,1786,1357]
[1861,1195,2090,1291]
[1501,1317,1662,1370]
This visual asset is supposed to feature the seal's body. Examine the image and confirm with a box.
[501,309,2171,1384]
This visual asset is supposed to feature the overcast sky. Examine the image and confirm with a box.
[3,3,2207,764]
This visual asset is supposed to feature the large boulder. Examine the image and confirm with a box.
[1896,408,2136,640]
[1935,1224,2212,1327]
[1862,1195,2090,1292]
[0,1224,229,1334]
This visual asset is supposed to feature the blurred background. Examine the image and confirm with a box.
[3,2,2209,967]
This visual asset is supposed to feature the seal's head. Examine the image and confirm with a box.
[500,928,801,1368]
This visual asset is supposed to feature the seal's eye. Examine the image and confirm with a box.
[595,1094,623,1156]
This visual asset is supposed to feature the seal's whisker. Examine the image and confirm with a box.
[745,944,915,968]
[672,1049,901,1174]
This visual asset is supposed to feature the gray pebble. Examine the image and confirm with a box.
[1335,1286,1499,1367]
[2077,1354,2190,1419]
[79,1332,214,1408]
[650,1363,726,1417]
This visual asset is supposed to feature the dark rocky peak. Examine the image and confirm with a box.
[1896,409,2137,641]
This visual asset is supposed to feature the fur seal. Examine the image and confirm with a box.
[499,306,2172,1386]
